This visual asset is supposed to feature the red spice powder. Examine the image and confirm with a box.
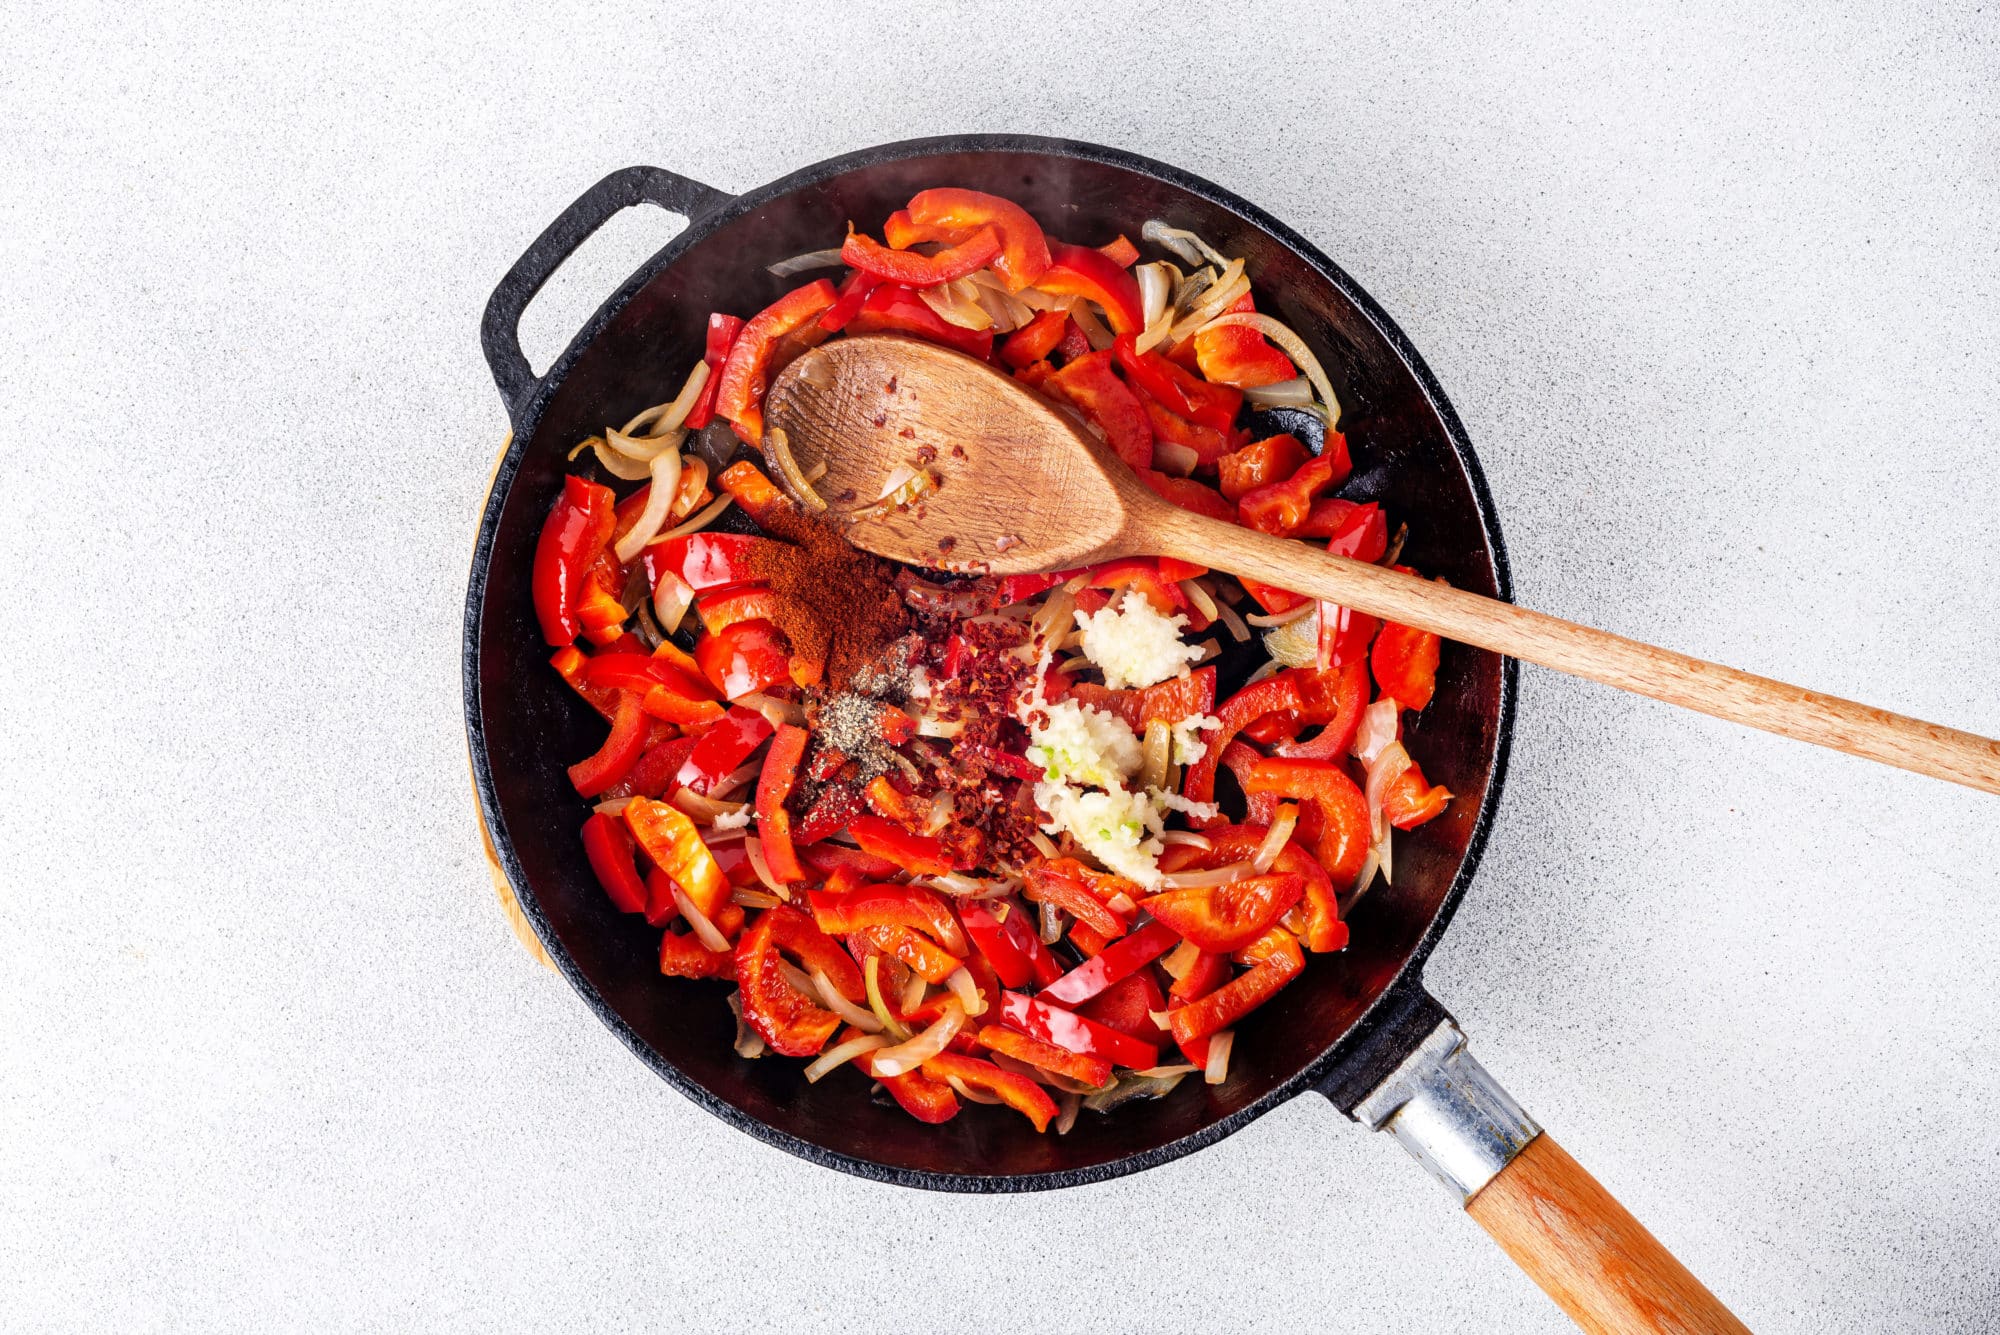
[743,499,912,691]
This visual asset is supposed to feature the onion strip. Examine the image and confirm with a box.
[1055,1090,1082,1135]
[1213,598,1250,643]
[1244,601,1315,628]
[1139,719,1171,793]
[672,886,731,954]
[1242,376,1313,408]
[1152,440,1199,476]
[805,1033,890,1084]
[1158,860,1255,889]
[1161,939,1203,981]
[743,837,789,897]
[1159,830,1213,850]
[613,450,685,562]
[1141,220,1233,269]
[811,970,883,1032]
[1252,805,1298,872]
[652,570,693,636]
[1204,1030,1235,1085]
[943,967,987,1018]
[865,956,911,1042]
[767,247,846,277]
[869,999,967,1077]
[1067,299,1115,351]
[1167,259,1247,343]
[763,427,826,511]
[650,491,734,543]
[726,991,766,1059]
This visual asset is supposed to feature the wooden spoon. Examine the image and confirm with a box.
[765,334,2000,795]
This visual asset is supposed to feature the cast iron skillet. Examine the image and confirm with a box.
[466,136,1513,1188]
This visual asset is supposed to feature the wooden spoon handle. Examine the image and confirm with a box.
[1467,1133,1751,1334]
[1141,504,2000,795]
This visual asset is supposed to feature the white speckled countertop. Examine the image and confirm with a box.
[3,3,1996,1330]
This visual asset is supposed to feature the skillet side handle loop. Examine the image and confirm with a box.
[1354,1021,1750,1334]
[480,165,732,425]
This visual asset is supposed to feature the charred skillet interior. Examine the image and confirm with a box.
[468,136,1515,1189]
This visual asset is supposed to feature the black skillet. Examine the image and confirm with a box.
[466,137,1743,1331]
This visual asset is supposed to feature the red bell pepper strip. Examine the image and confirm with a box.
[1243,758,1372,892]
[1164,947,1233,1064]
[999,308,1069,369]
[639,686,726,727]
[1023,861,1129,940]
[566,691,651,797]
[735,907,848,1056]
[1067,921,1115,957]
[581,811,647,914]
[1035,242,1145,334]
[714,278,838,444]
[1317,603,1379,672]
[862,774,923,829]
[798,841,901,881]
[1113,333,1244,430]
[1372,614,1442,711]
[1040,919,1180,1007]
[580,651,720,701]
[647,532,777,593]
[753,724,808,882]
[976,1025,1113,1090]
[921,1052,1059,1131]
[622,798,729,919]
[532,476,616,646]
[844,284,995,360]
[904,189,1052,291]
[1193,292,1295,388]
[659,925,737,980]
[715,460,786,523]
[998,990,1159,1071]
[1237,442,1351,536]
[817,268,883,333]
[857,923,961,985]
[684,312,745,431]
[1167,930,1303,1047]
[1055,319,1091,361]
[612,734,699,801]
[1064,664,1216,734]
[851,1029,960,1123]
[1219,741,1282,826]
[1215,433,1309,502]
[1098,234,1140,268]
[809,883,969,956]
[957,901,1037,990]
[693,618,793,700]
[1138,469,1237,523]
[841,225,1002,287]
[1077,554,1200,616]
[676,706,774,795]
[1384,761,1452,830]
[1296,499,1389,557]
[550,646,618,720]
[694,585,779,636]
[996,897,1065,988]
[1268,657,1372,763]
[1145,872,1304,954]
[882,209,960,249]
[847,815,955,876]
[1080,968,1172,1051]
[705,838,762,888]
[1139,397,1239,466]
[1181,671,1314,823]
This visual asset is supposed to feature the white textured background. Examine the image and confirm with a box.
[4,3,1997,1331]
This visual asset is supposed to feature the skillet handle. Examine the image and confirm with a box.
[1353,1020,1750,1333]
[480,165,732,425]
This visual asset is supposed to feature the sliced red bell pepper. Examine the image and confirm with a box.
[622,798,729,919]
[695,585,780,637]
[1113,333,1244,430]
[1268,656,1371,762]
[1145,872,1304,954]
[1297,499,1389,559]
[533,475,616,646]
[945,904,1029,995]
[1198,831,1347,954]
[1167,930,1303,1047]
[1139,398,1240,467]
[1138,469,1237,523]
[1078,967,1172,1050]
[1039,919,1180,1007]
[1315,603,1379,672]
[921,1052,1059,1131]
[1193,292,1295,388]
[882,209,960,249]
[904,189,1052,291]
[580,651,720,702]
[847,815,954,876]
[714,460,787,524]
[735,906,848,1056]
[581,811,647,914]
[1079,554,1201,616]
[999,308,1068,369]
[565,691,651,798]
[1219,741,1282,826]
[647,532,777,593]
[1238,441,1352,536]
[693,618,793,700]
[1064,664,1216,734]
[714,278,838,444]
[1035,242,1144,334]
[684,312,745,431]
[1098,234,1140,268]
[863,774,923,829]
[845,284,995,360]
[841,225,1002,287]
[639,686,727,727]
[1383,759,1452,830]
[798,841,901,882]
[817,268,882,334]
[809,883,968,956]
[659,925,737,979]
[1243,758,1372,891]
[1044,350,1152,469]
[1066,920,1114,957]
[1023,861,1129,939]
[857,923,961,985]
[851,1028,960,1123]
[753,723,808,882]
[976,1025,1112,1089]
[675,706,774,794]
[998,990,1158,1071]
[1181,671,1314,823]
[1165,946,1234,1064]
[1215,433,1309,503]
[994,897,1065,988]
[614,734,700,801]
[550,646,618,720]
[1372,615,1442,711]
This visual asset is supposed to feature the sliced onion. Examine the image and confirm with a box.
[737,692,807,728]
[840,466,936,523]
[669,455,710,521]
[1252,804,1299,872]
[900,969,927,1013]
[917,279,993,330]
[1028,831,1062,862]
[613,450,685,562]
[1347,843,1384,907]
[1036,897,1064,944]
[1009,285,1076,312]
[1213,598,1250,643]
[651,570,693,636]
[1167,258,1247,343]
[1162,939,1204,981]
[732,888,782,910]
[1246,600,1315,628]
[946,1074,1005,1105]
[1365,739,1413,884]
[1159,830,1213,850]
[1381,522,1408,568]
[810,970,884,1032]
[1262,608,1318,668]
[1351,699,1401,765]
[865,957,911,1042]
[1152,440,1199,476]
[604,425,684,464]
[1067,299,1115,351]
[592,796,634,818]
[627,361,713,438]
[671,886,731,953]
[650,491,734,545]
[1240,657,1283,688]
[1139,719,1171,793]
[725,990,766,1059]
[670,789,746,824]
[1204,1029,1235,1085]
[988,1052,1103,1094]
[1135,305,1176,355]
[968,278,1034,332]
[943,967,986,1018]
[870,998,967,1077]
[1055,1090,1082,1135]
[1141,219,1233,269]
[805,1032,890,1083]
[916,714,964,739]
[1136,262,1172,330]
[1158,860,1255,889]
[743,836,789,897]
[921,791,955,837]
[1243,376,1313,408]
[707,760,764,802]
[1029,587,1076,649]
[589,437,653,480]
[767,247,846,277]
[763,427,827,511]
[1200,312,1342,427]
[1178,579,1219,625]
[1130,1063,1200,1080]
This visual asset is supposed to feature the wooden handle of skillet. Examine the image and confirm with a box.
[1467,1134,1750,1334]
[1135,498,2000,796]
